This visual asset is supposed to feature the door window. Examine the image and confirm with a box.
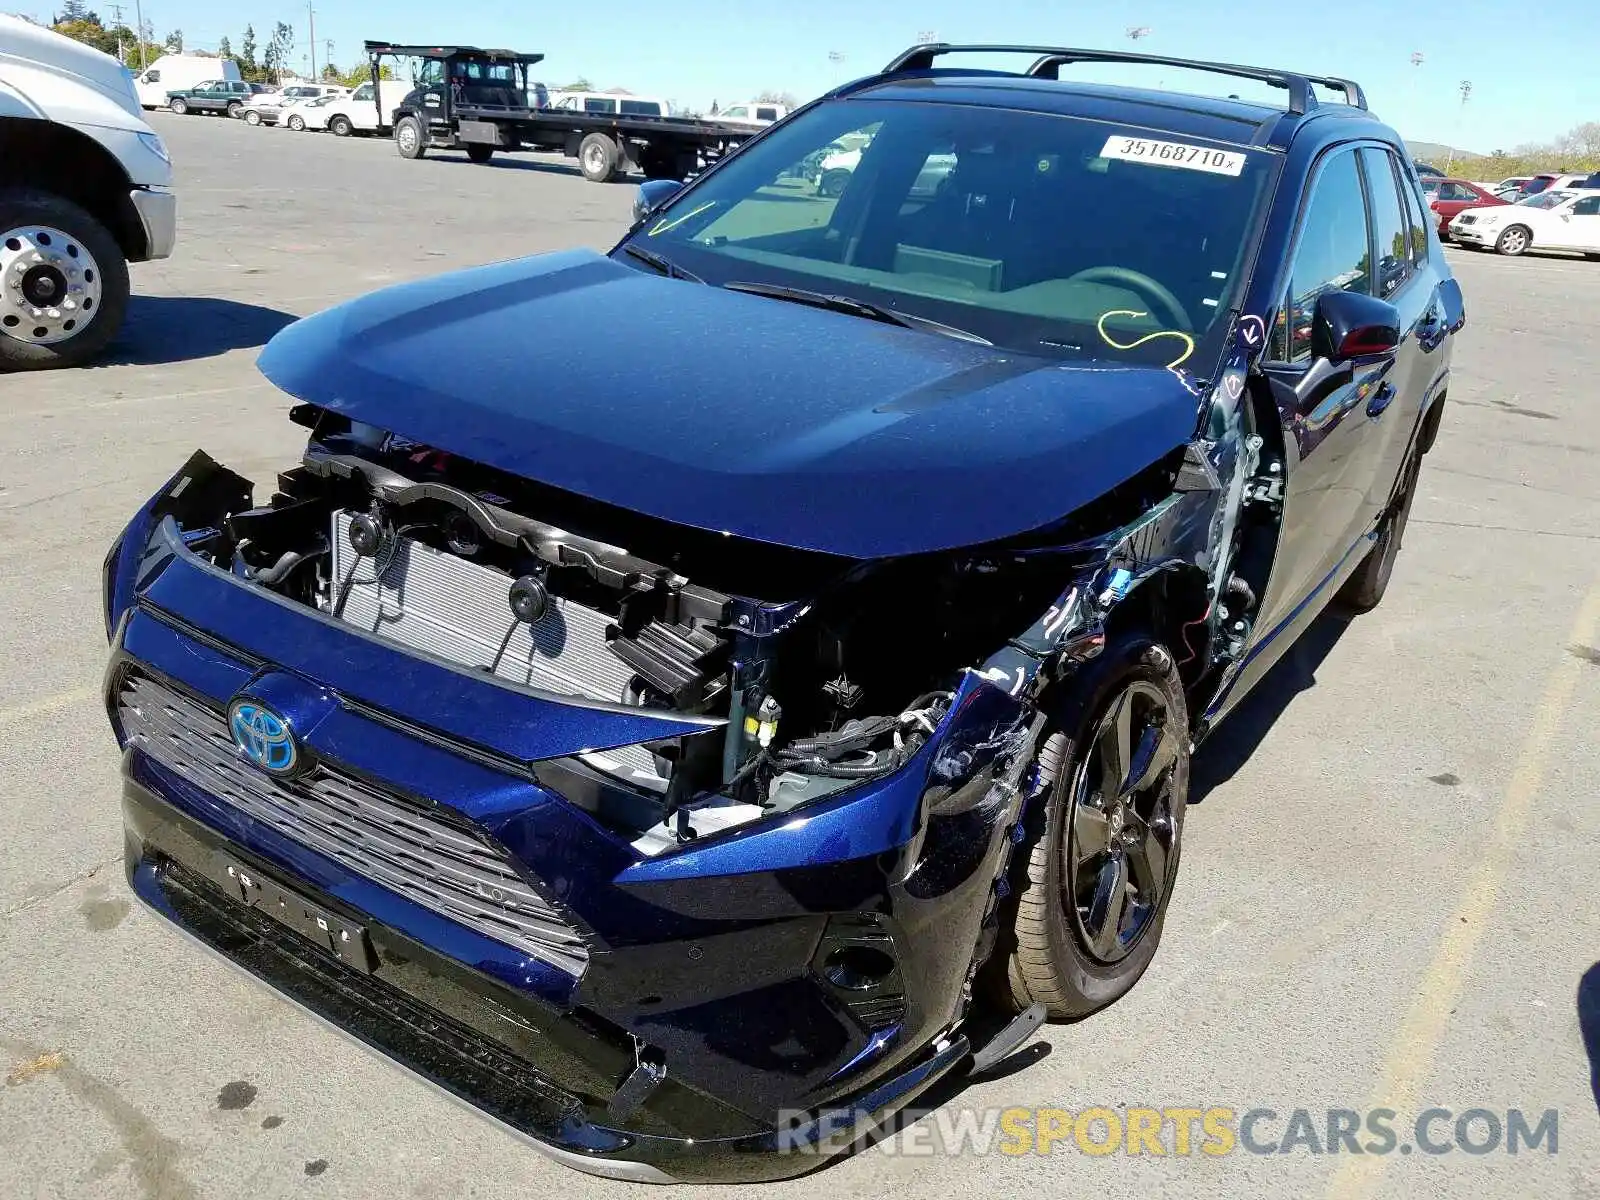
[1360,148,1412,299]
[1570,195,1600,216]
[1398,159,1429,266]
[144,69,160,83]
[1273,149,1372,362]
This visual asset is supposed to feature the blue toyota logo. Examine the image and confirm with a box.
[228,699,299,776]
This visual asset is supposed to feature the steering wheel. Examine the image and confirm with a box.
[1066,266,1192,333]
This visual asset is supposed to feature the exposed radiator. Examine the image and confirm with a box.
[329,511,665,788]
[331,510,635,703]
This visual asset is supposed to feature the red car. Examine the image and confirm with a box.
[1427,178,1508,240]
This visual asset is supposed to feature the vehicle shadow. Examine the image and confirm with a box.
[100,295,298,366]
[423,155,606,180]
[1188,608,1353,805]
[1578,962,1600,1115]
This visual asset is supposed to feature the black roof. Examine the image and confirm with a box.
[364,40,545,64]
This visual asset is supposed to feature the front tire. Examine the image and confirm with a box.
[818,169,851,198]
[1495,225,1532,256]
[394,116,426,160]
[286,114,306,132]
[0,189,128,371]
[244,109,262,126]
[466,143,495,164]
[993,636,1189,1020]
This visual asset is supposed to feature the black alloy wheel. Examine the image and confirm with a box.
[990,635,1189,1020]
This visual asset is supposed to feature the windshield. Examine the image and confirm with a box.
[628,99,1275,367]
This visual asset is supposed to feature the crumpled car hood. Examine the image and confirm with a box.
[257,248,1203,558]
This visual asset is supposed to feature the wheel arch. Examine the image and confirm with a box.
[0,117,146,259]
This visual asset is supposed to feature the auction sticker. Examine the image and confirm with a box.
[1100,135,1246,176]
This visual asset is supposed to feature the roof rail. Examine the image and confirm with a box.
[881,44,1368,116]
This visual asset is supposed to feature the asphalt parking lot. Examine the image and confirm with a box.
[2,111,1599,1200]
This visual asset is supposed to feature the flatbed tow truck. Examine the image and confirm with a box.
[365,40,757,182]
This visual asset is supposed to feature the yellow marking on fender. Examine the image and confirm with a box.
[0,686,98,726]
[1326,573,1600,1200]
[1095,309,1196,372]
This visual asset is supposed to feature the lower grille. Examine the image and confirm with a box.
[117,673,589,975]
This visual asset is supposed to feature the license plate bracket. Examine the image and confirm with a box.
[210,852,377,974]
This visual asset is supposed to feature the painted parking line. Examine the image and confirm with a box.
[1325,572,1600,1200]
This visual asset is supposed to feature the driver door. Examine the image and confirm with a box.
[415,59,452,142]
[1232,146,1386,696]
[1563,194,1600,250]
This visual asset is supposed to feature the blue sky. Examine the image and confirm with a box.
[55,0,1590,150]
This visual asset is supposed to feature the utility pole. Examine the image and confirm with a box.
[827,50,844,87]
[1446,80,1471,171]
[915,30,937,44]
[308,3,316,81]
[130,0,146,70]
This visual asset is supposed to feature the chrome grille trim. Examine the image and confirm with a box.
[118,673,589,975]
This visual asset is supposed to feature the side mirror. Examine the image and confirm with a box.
[633,178,684,225]
[1313,289,1401,362]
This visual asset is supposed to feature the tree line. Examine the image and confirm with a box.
[1454,121,1600,180]
[40,6,385,87]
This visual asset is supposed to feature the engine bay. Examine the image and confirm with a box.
[184,412,1091,854]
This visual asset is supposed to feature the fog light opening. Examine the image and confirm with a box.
[824,945,896,991]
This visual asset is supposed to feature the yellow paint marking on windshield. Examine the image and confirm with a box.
[1095,309,1196,372]
[648,202,717,237]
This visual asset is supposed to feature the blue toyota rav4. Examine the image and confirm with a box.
[103,44,1463,1183]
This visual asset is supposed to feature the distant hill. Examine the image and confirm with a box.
[1405,140,1481,166]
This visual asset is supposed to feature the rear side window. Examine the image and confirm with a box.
[1273,149,1371,362]
[1360,148,1412,299]
[1398,157,1430,266]
[757,107,778,122]
[620,100,661,116]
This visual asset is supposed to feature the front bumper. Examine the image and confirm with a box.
[129,186,176,261]
[123,774,971,1182]
[1449,219,1499,247]
[103,494,1036,1182]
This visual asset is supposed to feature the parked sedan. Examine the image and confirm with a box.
[284,94,343,131]
[1427,178,1507,240]
[1450,188,1600,256]
[244,84,349,126]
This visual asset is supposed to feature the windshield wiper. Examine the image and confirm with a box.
[621,244,703,283]
[722,281,992,345]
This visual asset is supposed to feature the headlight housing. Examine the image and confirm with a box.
[137,131,171,164]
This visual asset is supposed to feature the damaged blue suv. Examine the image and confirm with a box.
[103,44,1463,1182]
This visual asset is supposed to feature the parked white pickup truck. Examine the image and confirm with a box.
[0,14,176,369]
